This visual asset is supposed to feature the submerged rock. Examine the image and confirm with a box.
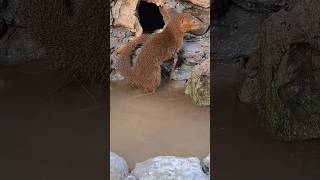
[110,152,129,180]
[132,156,209,180]
[185,59,210,106]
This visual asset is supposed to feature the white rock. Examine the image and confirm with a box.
[110,152,129,180]
[132,156,209,180]
[202,153,210,175]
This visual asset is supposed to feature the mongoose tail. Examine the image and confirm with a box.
[117,34,150,81]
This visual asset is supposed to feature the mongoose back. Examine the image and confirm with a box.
[118,12,204,93]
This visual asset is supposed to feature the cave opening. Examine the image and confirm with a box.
[137,1,165,33]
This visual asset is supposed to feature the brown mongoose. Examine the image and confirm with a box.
[117,12,204,93]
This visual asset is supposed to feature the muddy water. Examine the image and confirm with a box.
[110,81,210,169]
[0,61,107,180]
[213,63,320,180]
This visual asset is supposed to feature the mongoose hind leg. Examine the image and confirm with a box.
[142,67,161,93]
[170,53,179,78]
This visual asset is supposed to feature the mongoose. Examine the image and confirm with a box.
[117,12,204,93]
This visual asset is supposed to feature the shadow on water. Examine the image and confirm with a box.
[110,81,210,169]
[213,63,320,180]
[0,61,107,179]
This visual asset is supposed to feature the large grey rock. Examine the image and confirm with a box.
[242,0,320,141]
[173,32,210,81]
[110,152,129,180]
[132,156,209,180]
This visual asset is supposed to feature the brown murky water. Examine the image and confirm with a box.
[0,61,106,179]
[213,63,320,180]
[110,81,210,169]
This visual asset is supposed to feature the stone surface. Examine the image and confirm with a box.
[0,18,7,39]
[110,152,129,180]
[184,0,210,8]
[173,32,210,81]
[185,59,210,106]
[0,0,38,65]
[124,174,138,180]
[112,0,142,36]
[202,153,210,175]
[240,0,320,141]
[132,156,209,180]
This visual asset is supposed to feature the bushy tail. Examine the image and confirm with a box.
[117,34,149,80]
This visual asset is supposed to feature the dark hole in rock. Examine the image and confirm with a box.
[137,1,165,33]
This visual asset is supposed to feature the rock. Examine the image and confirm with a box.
[0,32,38,65]
[124,174,138,180]
[184,0,210,8]
[185,59,210,106]
[232,0,288,13]
[110,152,129,180]
[173,32,210,81]
[110,71,124,82]
[0,0,39,65]
[249,0,320,141]
[132,156,209,180]
[0,0,8,8]
[0,18,7,39]
[112,0,142,36]
[202,153,210,175]
[212,4,259,63]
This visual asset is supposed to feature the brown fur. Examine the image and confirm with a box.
[118,12,204,93]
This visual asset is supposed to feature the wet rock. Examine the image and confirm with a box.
[246,0,320,141]
[185,59,210,106]
[202,153,210,175]
[132,156,209,180]
[0,18,7,39]
[110,152,129,180]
